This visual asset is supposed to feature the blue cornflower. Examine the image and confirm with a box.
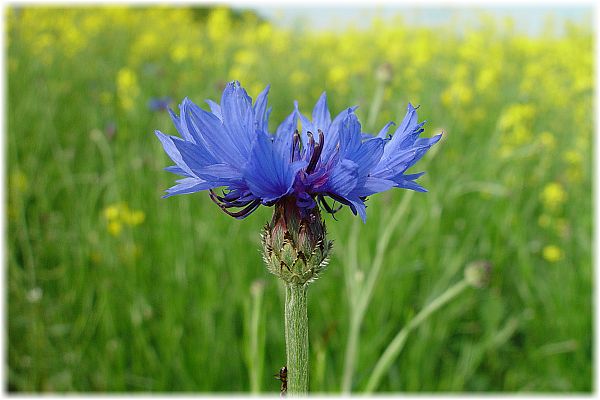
[155,81,441,222]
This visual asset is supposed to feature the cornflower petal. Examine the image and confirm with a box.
[205,99,222,120]
[274,110,298,162]
[155,131,195,177]
[163,177,212,198]
[253,84,271,132]
[311,92,331,132]
[180,97,244,166]
[244,133,307,203]
[220,81,255,158]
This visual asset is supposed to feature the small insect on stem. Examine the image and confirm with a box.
[274,366,287,397]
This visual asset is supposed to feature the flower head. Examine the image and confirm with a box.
[156,81,441,222]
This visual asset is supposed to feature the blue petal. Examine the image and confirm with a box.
[352,176,395,197]
[396,103,419,136]
[322,159,358,197]
[376,121,395,139]
[163,177,212,198]
[330,105,358,133]
[168,108,186,139]
[220,81,255,159]
[320,107,357,164]
[274,109,299,162]
[253,84,271,133]
[244,133,306,203]
[404,133,442,170]
[295,100,315,146]
[403,172,426,181]
[181,97,246,166]
[205,99,222,120]
[195,163,244,187]
[311,92,331,131]
[170,134,218,171]
[394,178,427,192]
[349,197,367,223]
[164,165,189,176]
[338,113,362,158]
[177,98,207,145]
[155,130,194,177]
[351,137,384,177]
[383,103,423,158]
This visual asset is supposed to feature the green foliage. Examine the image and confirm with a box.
[7,6,592,393]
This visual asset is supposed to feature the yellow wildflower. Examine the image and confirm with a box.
[539,131,556,150]
[123,210,146,226]
[171,44,190,63]
[207,8,232,43]
[10,170,29,193]
[107,221,123,237]
[103,202,145,236]
[541,182,567,211]
[117,68,140,111]
[103,205,120,221]
[542,245,563,263]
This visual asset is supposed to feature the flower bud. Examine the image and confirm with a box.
[376,62,393,85]
[262,197,332,285]
[464,260,492,288]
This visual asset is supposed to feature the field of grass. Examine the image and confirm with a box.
[7,6,593,393]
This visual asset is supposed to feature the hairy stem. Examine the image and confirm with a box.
[285,283,309,396]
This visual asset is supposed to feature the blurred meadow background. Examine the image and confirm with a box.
[6,5,593,393]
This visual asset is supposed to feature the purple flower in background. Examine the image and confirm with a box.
[148,96,172,111]
[155,81,441,221]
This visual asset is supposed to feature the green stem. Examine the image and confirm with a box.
[364,279,470,393]
[285,283,309,396]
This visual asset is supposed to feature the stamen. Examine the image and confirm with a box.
[306,131,315,150]
[292,129,300,162]
[326,192,352,207]
[209,190,261,218]
[318,195,342,220]
[209,189,238,203]
[306,130,324,174]
[223,199,261,219]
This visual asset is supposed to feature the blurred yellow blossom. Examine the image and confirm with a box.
[103,202,145,237]
[539,131,556,150]
[563,149,584,182]
[10,170,29,194]
[103,205,120,221]
[541,182,567,212]
[207,7,232,42]
[107,221,123,237]
[563,150,583,166]
[497,103,536,156]
[171,44,190,63]
[327,65,350,93]
[476,67,499,93]
[542,245,563,263]
[441,82,473,108]
[117,68,140,111]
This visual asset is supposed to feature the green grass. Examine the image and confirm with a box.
[7,6,593,393]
